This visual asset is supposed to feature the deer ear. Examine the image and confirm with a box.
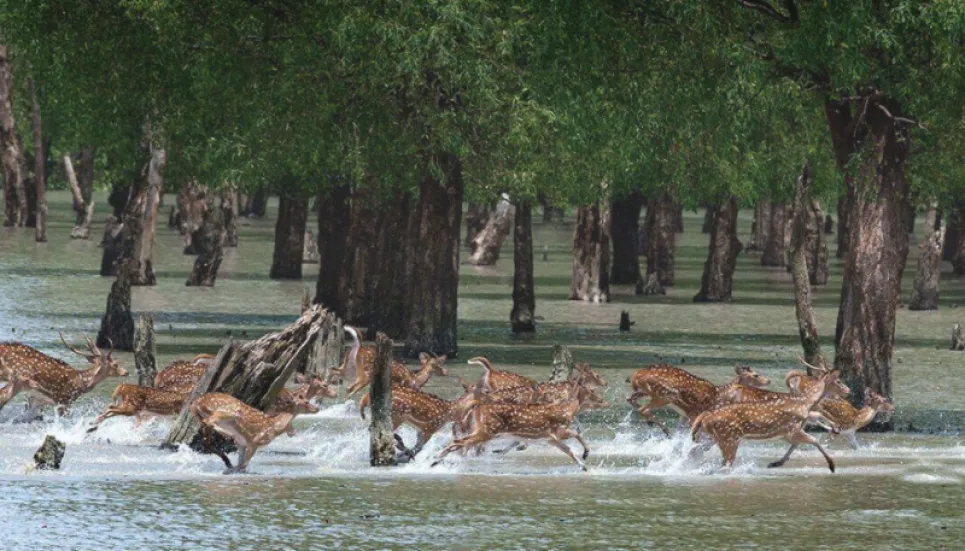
[734,363,745,375]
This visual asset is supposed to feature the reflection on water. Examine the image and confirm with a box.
[1,193,964,549]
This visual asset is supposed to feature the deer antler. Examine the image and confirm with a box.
[60,332,92,357]
[796,355,827,374]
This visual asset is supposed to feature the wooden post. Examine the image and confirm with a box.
[370,331,396,466]
[134,314,158,387]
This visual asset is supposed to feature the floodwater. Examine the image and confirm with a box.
[0,192,964,550]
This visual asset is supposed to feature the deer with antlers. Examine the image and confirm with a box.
[691,369,851,472]
[191,391,318,473]
[340,326,450,399]
[432,380,598,471]
[626,363,771,436]
[0,333,128,416]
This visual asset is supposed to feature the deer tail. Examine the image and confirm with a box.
[691,412,708,442]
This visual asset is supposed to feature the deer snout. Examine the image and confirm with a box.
[116,366,130,377]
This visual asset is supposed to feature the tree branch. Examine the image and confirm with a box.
[738,0,799,26]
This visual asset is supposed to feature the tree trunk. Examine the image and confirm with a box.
[134,313,157,387]
[952,324,965,351]
[163,306,340,452]
[65,152,95,239]
[832,100,910,421]
[908,203,945,311]
[694,197,742,303]
[465,201,490,247]
[569,201,610,303]
[807,201,829,285]
[246,187,268,218]
[747,200,771,252]
[402,152,463,357]
[221,184,239,247]
[701,206,714,234]
[24,147,37,228]
[953,221,965,276]
[0,45,25,227]
[788,161,826,367]
[269,195,308,279]
[30,79,46,243]
[369,331,396,467]
[511,199,536,333]
[186,198,224,287]
[760,203,786,266]
[645,193,676,287]
[468,194,514,266]
[314,184,351,312]
[131,146,165,286]
[548,344,573,382]
[673,203,684,233]
[97,258,135,351]
[638,204,653,256]
[609,192,645,285]
[177,181,207,253]
[943,207,962,262]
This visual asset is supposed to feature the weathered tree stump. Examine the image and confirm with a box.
[570,200,610,303]
[511,200,536,333]
[33,435,65,470]
[163,306,341,452]
[952,324,965,351]
[761,203,786,267]
[468,193,514,266]
[270,195,308,279]
[369,332,396,467]
[134,314,158,387]
[185,199,224,287]
[694,197,742,303]
[549,344,573,383]
[97,259,135,350]
[909,203,945,311]
[637,272,666,296]
[619,311,634,332]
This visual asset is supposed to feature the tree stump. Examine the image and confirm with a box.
[511,200,536,333]
[369,332,396,467]
[134,314,158,387]
[909,202,945,311]
[468,193,514,266]
[619,311,634,332]
[97,259,135,350]
[570,201,610,303]
[549,344,573,382]
[637,272,666,296]
[952,324,965,351]
[163,305,342,452]
[33,435,65,470]
[186,200,224,287]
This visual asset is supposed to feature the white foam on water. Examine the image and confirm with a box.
[902,473,961,484]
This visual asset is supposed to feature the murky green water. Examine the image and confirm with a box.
[1,192,964,550]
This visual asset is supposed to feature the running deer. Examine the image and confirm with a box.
[468,356,538,392]
[626,363,771,436]
[534,363,609,405]
[341,326,449,399]
[432,381,597,471]
[358,382,479,459]
[267,374,337,416]
[191,392,317,473]
[0,358,36,410]
[690,370,851,472]
[0,334,128,415]
[154,353,216,394]
[88,384,189,432]
[714,357,833,406]
[809,388,895,449]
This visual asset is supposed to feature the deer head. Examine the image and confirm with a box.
[572,362,607,387]
[418,353,449,377]
[734,363,770,387]
[294,373,337,400]
[864,388,895,413]
[61,333,128,377]
[820,370,851,399]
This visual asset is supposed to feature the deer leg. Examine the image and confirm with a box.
[635,399,671,437]
[767,444,799,469]
[201,424,234,470]
[432,433,491,467]
[547,434,587,471]
[806,411,839,434]
[492,440,522,455]
[557,427,590,460]
[788,429,835,473]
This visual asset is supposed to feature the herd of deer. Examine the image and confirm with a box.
[0,328,895,474]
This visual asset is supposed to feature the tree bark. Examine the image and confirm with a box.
[952,218,965,276]
[943,207,962,262]
[747,200,771,252]
[369,332,396,467]
[701,206,714,234]
[314,184,351,312]
[832,100,910,419]
[570,201,610,303]
[269,195,308,280]
[186,198,224,287]
[131,146,165,286]
[97,258,135,351]
[177,181,207,253]
[761,203,786,267]
[549,344,573,383]
[908,202,945,311]
[134,313,158,387]
[468,194,514,265]
[807,201,829,285]
[609,191,645,285]
[645,193,676,287]
[673,202,684,233]
[465,201,491,247]
[163,306,340,452]
[30,79,46,242]
[221,184,239,247]
[0,45,25,227]
[65,152,95,239]
[788,161,826,367]
[694,196,742,303]
[402,152,463,357]
[511,199,536,333]
[246,187,268,218]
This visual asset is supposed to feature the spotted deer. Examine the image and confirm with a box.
[0,358,36,409]
[0,334,128,416]
[358,382,479,459]
[806,388,895,450]
[468,356,538,392]
[626,363,771,436]
[154,353,216,394]
[191,392,317,473]
[432,381,598,471]
[342,328,449,399]
[88,384,189,432]
[691,370,851,472]
[267,374,337,416]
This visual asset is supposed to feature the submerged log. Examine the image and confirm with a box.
[511,199,536,333]
[369,332,396,467]
[549,344,573,383]
[570,201,610,303]
[97,259,135,351]
[163,305,341,452]
[909,203,945,311]
[468,194,514,266]
[134,314,158,387]
[33,435,65,470]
